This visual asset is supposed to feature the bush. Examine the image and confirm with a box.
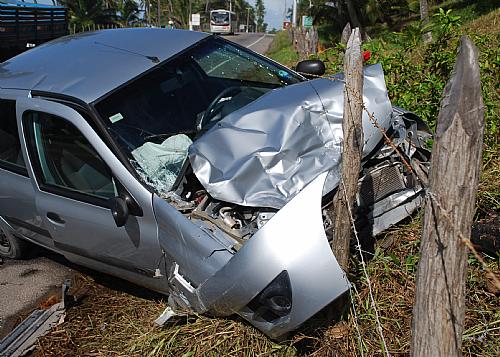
[317,9,498,158]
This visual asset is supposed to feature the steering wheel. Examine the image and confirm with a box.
[198,86,242,131]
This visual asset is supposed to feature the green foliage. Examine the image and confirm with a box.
[61,0,117,27]
[116,0,140,27]
[266,31,299,67]
[362,0,412,26]
[433,8,462,38]
[318,8,498,157]
[393,22,423,49]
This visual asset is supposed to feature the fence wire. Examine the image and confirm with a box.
[299,65,498,354]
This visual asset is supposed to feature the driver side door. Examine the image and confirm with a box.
[17,98,164,289]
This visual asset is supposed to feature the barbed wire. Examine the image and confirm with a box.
[427,191,500,290]
[299,59,497,354]
[342,181,391,357]
[296,71,416,176]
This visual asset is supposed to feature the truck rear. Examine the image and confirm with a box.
[0,0,67,60]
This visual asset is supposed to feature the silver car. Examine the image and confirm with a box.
[0,29,430,338]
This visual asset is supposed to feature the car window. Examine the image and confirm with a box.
[192,40,299,86]
[0,99,27,175]
[26,112,117,201]
[96,59,207,151]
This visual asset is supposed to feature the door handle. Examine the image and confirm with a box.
[46,212,65,225]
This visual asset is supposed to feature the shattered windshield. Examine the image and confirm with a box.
[94,37,302,194]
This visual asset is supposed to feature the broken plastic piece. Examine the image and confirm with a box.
[153,306,177,327]
[0,280,71,357]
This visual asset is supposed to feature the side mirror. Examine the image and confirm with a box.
[110,197,129,227]
[295,60,326,79]
[121,190,143,217]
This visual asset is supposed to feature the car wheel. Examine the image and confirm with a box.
[0,223,28,259]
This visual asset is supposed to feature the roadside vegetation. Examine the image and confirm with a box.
[34,2,499,356]
[59,0,261,31]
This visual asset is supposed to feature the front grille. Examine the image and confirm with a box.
[358,163,406,207]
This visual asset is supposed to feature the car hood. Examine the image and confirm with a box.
[188,64,392,209]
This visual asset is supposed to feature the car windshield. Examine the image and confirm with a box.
[94,37,302,194]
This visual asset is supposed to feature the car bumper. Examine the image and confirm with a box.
[191,172,350,338]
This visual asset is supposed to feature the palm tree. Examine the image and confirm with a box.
[116,0,140,27]
[60,0,117,28]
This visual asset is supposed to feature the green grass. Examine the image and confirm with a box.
[265,31,299,67]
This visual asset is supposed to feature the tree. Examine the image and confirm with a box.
[362,0,410,26]
[255,0,265,32]
[117,0,140,27]
[344,0,362,31]
[420,0,432,42]
[60,0,117,28]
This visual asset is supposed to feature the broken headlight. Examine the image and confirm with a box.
[246,270,292,322]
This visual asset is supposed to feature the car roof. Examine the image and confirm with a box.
[0,28,209,103]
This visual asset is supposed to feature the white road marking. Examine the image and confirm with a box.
[247,34,267,48]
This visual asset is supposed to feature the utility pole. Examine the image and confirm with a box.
[292,0,297,27]
[228,0,232,32]
[246,7,250,32]
[189,0,192,30]
[147,0,151,26]
[157,0,161,27]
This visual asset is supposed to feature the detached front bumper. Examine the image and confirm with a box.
[192,172,350,338]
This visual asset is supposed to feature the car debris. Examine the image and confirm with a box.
[0,280,71,357]
[0,28,431,339]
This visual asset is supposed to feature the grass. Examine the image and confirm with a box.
[34,6,500,357]
[266,30,299,67]
[35,219,500,356]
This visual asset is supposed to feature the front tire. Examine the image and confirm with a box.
[0,221,28,259]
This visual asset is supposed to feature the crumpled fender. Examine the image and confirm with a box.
[194,172,350,338]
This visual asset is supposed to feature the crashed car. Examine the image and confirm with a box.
[0,28,431,338]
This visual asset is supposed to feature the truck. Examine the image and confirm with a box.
[0,0,67,60]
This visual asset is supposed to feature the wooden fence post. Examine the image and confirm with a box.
[329,28,364,271]
[411,36,484,356]
[340,22,351,45]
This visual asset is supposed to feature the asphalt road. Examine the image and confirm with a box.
[224,32,275,55]
[0,252,74,338]
[0,32,276,340]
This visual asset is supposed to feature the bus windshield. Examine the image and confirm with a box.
[211,11,229,25]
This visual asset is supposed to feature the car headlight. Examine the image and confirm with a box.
[246,270,292,322]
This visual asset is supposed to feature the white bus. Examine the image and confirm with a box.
[210,9,237,35]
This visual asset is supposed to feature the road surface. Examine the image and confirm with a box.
[0,252,74,338]
[224,32,275,55]
[0,31,276,339]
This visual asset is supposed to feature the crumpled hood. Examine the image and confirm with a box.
[188,64,392,209]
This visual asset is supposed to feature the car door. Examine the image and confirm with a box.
[16,97,164,288]
[0,95,46,244]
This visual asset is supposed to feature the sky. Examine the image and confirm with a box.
[258,0,289,31]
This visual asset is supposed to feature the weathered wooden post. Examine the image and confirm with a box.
[329,28,364,271]
[340,22,351,45]
[411,36,484,356]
